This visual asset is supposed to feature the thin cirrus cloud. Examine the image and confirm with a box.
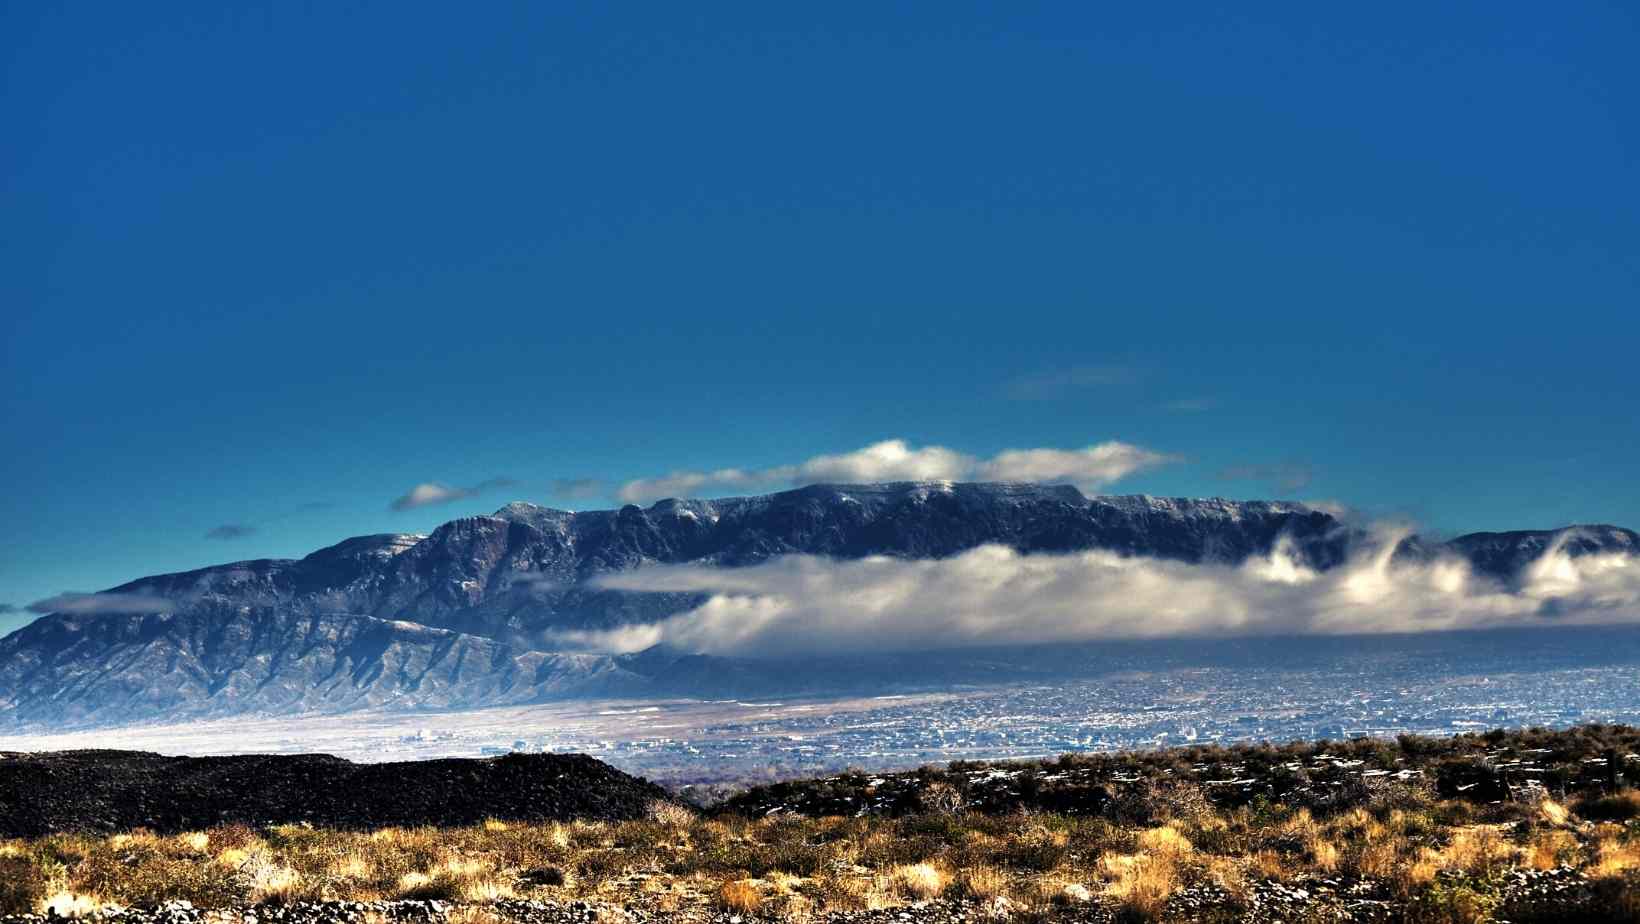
[1218,462,1315,493]
[27,591,177,615]
[1162,397,1220,413]
[550,478,607,501]
[204,501,333,540]
[614,439,1178,504]
[555,529,1640,657]
[390,477,518,511]
[1003,365,1137,400]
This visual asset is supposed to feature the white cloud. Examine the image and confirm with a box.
[572,529,1640,656]
[390,477,518,511]
[616,468,770,505]
[792,440,971,484]
[614,438,1175,504]
[976,443,1178,487]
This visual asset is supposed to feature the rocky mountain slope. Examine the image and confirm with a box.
[1,482,1634,728]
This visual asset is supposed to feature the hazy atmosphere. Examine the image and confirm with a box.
[5,6,1640,922]
[5,3,1638,634]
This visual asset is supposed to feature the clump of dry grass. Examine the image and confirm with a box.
[241,851,307,905]
[1527,828,1582,870]
[1098,853,1178,921]
[1090,823,1195,921]
[1590,825,1640,880]
[717,879,762,914]
[891,863,947,899]
[1355,838,1402,879]
[1442,827,1517,876]
[174,832,211,854]
[457,877,514,902]
[396,871,458,900]
[1539,798,1571,826]
[955,864,1009,901]
[647,800,696,828]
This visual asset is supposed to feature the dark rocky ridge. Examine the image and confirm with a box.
[1,482,1634,729]
[0,749,674,837]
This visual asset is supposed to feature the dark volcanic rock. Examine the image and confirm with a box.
[0,749,675,836]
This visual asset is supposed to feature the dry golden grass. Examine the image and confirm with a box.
[1591,825,1640,880]
[717,879,762,914]
[955,864,1009,901]
[1135,825,1193,857]
[1098,850,1180,922]
[647,799,696,828]
[1527,828,1582,870]
[891,863,947,900]
[1539,798,1571,826]
[174,832,211,854]
[457,878,515,902]
[243,856,306,905]
[1355,838,1402,879]
[4,786,1640,919]
[1441,826,1517,876]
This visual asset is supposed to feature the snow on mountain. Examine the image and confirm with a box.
[1,482,1632,728]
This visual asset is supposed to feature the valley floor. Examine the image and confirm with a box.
[8,627,1640,790]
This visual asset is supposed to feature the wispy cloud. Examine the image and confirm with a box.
[27,591,177,615]
[1004,365,1137,400]
[202,501,333,541]
[551,478,607,501]
[390,477,518,511]
[976,444,1175,487]
[615,439,1177,504]
[1163,397,1219,413]
[567,529,1640,656]
[0,603,16,614]
[1218,462,1314,493]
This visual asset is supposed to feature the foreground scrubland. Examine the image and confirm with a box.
[4,726,1640,922]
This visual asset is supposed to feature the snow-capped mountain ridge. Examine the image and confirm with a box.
[1,482,1633,728]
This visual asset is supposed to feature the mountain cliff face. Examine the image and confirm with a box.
[1,482,1633,728]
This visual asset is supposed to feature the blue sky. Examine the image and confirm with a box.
[3,2,1637,633]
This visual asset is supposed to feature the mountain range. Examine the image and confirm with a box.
[2,481,1634,729]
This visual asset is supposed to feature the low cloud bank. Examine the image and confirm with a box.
[564,530,1640,656]
[616,438,1175,504]
[27,592,177,615]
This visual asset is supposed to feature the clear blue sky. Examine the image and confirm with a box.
[3,2,1637,633]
